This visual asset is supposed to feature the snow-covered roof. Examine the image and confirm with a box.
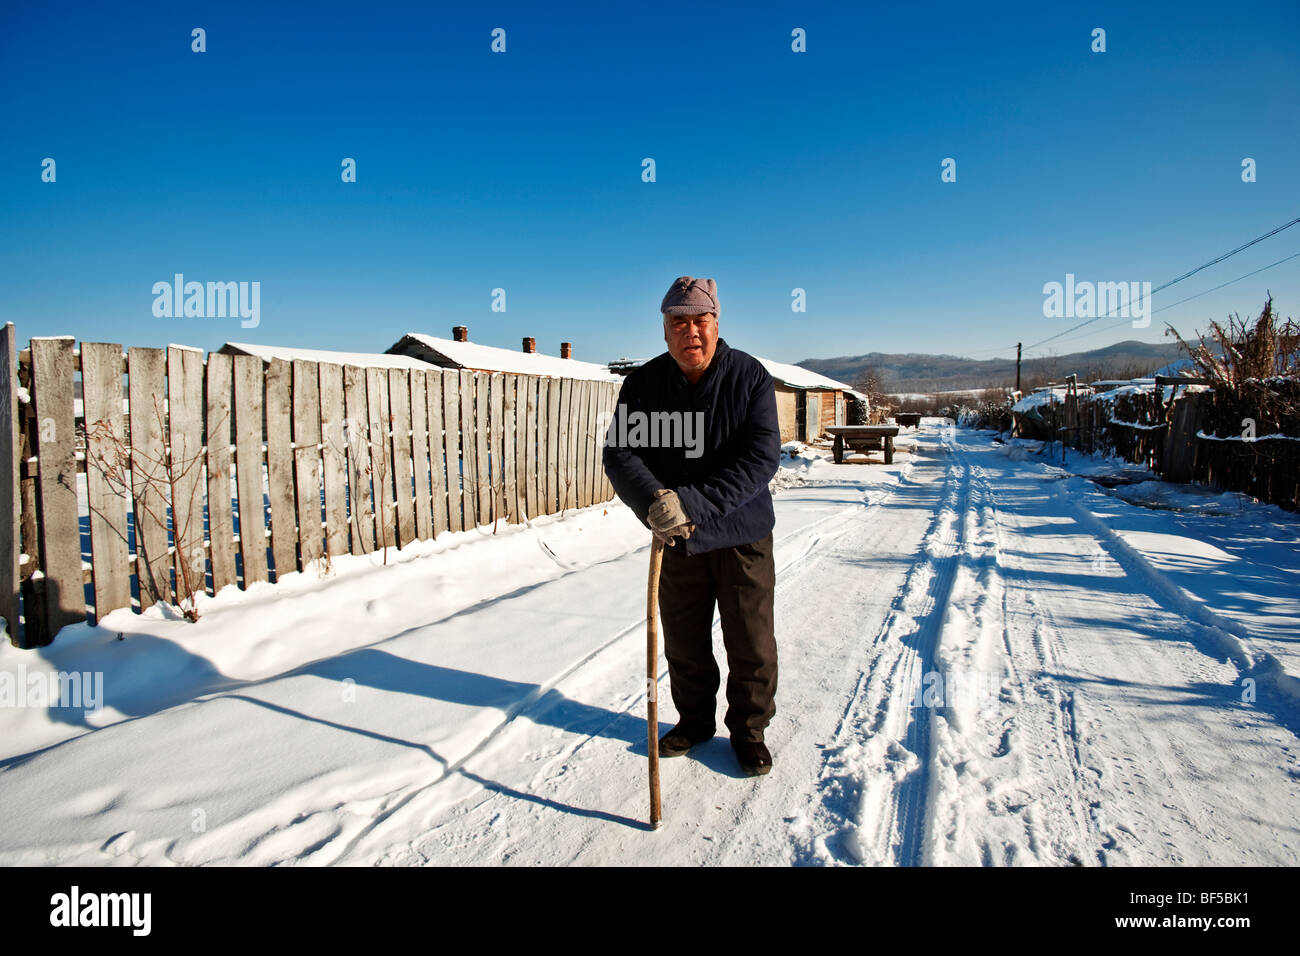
[1012,388,1068,414]
[222,342,431,370]
[391,333,621,382]
[757,357,867,401]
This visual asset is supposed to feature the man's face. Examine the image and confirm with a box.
[663,312,718,375]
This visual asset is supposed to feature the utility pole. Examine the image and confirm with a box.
[1016,342,1022,395]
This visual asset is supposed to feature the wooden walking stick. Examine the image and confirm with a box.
[646,536,665,830]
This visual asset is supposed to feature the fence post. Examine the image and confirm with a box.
[1161,391,1203,484]
[0,324,19,644]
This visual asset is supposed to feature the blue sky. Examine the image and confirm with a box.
[2,0,1298,368]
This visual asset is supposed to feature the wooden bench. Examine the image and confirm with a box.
[826,424,901,464]
[895,413,922,428]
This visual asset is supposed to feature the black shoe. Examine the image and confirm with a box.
[658,724,715,758]
[731,739,772,775]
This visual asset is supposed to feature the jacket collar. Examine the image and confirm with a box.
[671,337,729,388]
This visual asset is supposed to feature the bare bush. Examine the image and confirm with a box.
[1166,295,1300,426]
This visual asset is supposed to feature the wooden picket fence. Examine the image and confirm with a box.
[0,324,620,647]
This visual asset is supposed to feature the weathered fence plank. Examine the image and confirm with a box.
[343,366,375,554]
[524,375,539,520]
[128,346,172,609]
[388,368,416,547]
[409,370,433,542]
[546,377,561,512]
[600,384,615,501]
[590,381,605,505]
[536,378,551,515]
[233,355,269,585]
[514,374,528,520]
[17,354,40,643]
[265,358,298,578]
[458,370,478,529]
[489,373,504,524]
[293,360,324,567]
[594,383,607,501]
[319,363,350,557]
[168,346,206,608]
[426,368,449,536]
[30,338,83,638]
[503,373,518,523]
[366,367,395,554]
[564,378,579,511]
[591,382,607,503]
[577,380,592,509]
[590,382,603,503]
[204,352,238,594]
[475,371,490,526]
[442,369,462,533]
[572,379,586,509]
[80,342,132,618]
[0,324,21,641]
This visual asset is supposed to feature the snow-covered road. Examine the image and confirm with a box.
[2,422,1297,865]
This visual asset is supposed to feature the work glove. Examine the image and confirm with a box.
[648,488,694,545]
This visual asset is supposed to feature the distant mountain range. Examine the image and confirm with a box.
[796,340,1185,393]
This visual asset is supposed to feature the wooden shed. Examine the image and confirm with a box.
[756,357,865,442]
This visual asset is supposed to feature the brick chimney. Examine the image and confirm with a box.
[522,336,536,354]
[560,342,572,359]
[452,326,468,342]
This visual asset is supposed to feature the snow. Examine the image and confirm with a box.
[888,389,986,400]
[1110,479,1255,515]
[1011,388,1067,413]
[1,422,1297,866]
[754,357,864,400]
[1153,358,1198,377]
[223,342,434,371]
[396,333,621,382]
[1197,429,1300,442]
[1108,416,1166,431]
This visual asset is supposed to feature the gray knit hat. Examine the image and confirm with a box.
[660,275,719,317]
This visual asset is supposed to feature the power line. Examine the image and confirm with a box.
[960,341,1022,360]
[1025,248,1300,355]
[1023,215,1300,354]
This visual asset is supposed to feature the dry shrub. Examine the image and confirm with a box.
[1166,295,1300,433]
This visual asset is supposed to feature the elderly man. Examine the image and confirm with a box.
[603,276,781,776]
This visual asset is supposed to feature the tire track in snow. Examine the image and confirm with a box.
[929,452,1110,867]
[893,428,969,866]
[950,431,1296,866]
[792,424,968,866]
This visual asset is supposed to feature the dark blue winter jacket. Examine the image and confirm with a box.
[602,338,781,555]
